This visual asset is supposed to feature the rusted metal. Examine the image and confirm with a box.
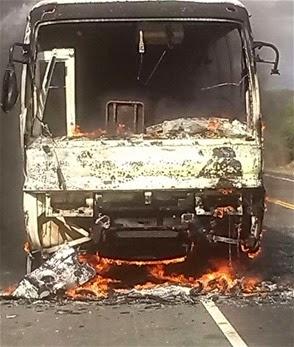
[106,101,144,135]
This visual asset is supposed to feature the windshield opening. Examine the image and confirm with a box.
[36,21,249,138]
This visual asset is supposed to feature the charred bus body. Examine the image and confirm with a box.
[1,0,280,270]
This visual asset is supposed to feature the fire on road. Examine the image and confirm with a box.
[1,174,294,347]
[0,0,293,344]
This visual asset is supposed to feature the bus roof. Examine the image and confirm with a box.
[28,0,250,40]
[32,0,245,11]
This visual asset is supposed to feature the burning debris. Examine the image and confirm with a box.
[63,255,294,305]
[71,125,106,138]
[47,117,250,141]
[12,245,95,299]
[66,254,187,298]
[146,117,250,139]
[65,254,263,300]
[3,249,294,305]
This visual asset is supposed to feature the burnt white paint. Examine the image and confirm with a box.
[24,137,262,191]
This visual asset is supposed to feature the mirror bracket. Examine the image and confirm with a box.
[1,43,30,112]
[253,41,280,75]
[9,42,30,65]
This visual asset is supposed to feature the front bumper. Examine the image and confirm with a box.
[24,187,264,259]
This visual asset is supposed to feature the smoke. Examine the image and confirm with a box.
[0,0,293,89]
[243,0,294,90]
[0,1,37,277]
[0,1,34,72]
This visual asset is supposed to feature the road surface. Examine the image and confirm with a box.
[1,174,294,347]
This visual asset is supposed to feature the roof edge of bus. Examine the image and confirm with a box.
[31,0,246,12]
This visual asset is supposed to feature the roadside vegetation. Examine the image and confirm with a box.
[261,89,294,172]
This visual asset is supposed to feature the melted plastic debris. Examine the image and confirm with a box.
[113,282,294,306]
[12,245,96,300]
[29,117,250,144]
[63,281,294,305]
[146,117,250,139]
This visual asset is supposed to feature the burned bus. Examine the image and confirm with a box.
[1,0,280,271]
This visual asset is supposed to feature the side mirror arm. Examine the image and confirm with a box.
[253,41,280,75]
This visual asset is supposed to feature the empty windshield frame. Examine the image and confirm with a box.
[30,18,255,137]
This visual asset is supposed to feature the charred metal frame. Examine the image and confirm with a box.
[18,1,265,263]
[25,18,258,140]
[35,48,76,136]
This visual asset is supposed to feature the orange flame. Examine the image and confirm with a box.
[141,263,235,292]
[78,253,186,270]
[71,125,106,138]
[66,254,186,299]
[23,241,31,254]
[207,118,221,132]
[67,275,120,298]
[135,263,261,294]
[213,206,235,219]
[70,123,134,138]
[3,285,17,296]
[218,188,234,195]
[67,255,261,299]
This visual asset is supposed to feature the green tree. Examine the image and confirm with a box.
[282,102,294,161]
[261,90,294,167]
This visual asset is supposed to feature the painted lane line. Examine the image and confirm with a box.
[264,173,294,183]
[201,299,248,347]
[267,198,294,210]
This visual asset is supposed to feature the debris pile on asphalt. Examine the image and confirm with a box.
[146,117,250,139]
[65,259,294,302]
[12,245,96,299]
[113,281,294,305]
[3,246,294,304]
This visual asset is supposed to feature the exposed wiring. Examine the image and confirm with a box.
[144,49,167,86]
[201,74,248,91]
[137,54,144,81]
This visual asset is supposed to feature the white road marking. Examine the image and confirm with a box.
[201,299,248,347]
[264,173,294,183]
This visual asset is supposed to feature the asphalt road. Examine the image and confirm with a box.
[1,174,294,347]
